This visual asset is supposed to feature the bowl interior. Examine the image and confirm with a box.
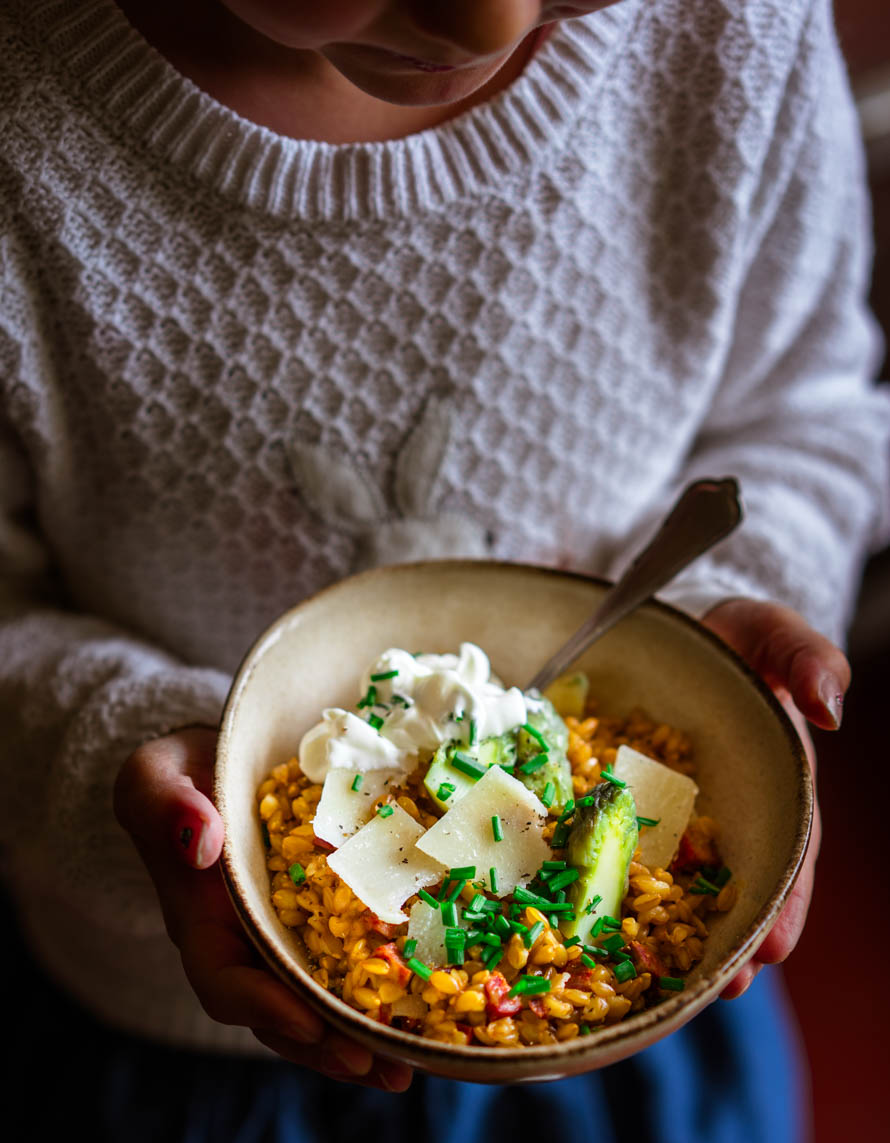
[216,561,810,1081]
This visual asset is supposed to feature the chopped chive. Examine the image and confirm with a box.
[576,794,596,808]
[599,767,626,787]
[551,824,570,848]
[522,723,548,750]
[403,938,417,958]
[636,815,660,828]
[357,685,377,709]
[493,914,512,938]
[444,929,466,965]
[350,773,363,792]
[601,915,622,930]
[691,876,721,896]
[542,860,567,872]
[584,894,603,915]
[512,886,552,909]
[541,781,556,808]
[524,920,545,948]
[441,901,458,928]
[549,914,560,928]
[580,953,597,968]
[370,669,398,681]
[547,867,580,892]
[390,693,409,707]
[563,935,581,947]
[583,944,607,958]
[558,799,576,822]
[450,866,477,880]
[591,917,606,937]
[508,920,529,935]
[376,803,394,818]
[482,944,504,969]
[491,814,504,842]
[519,753,549,775]
[450,752,487,781]
[508,975,551,998]
[580,1023,591,1035]
[418,889,440,909]
[446,878,468,903]
[468,719,477,745]
[368,713,384,731]
[659,976,686,992]
[601,933,626,954]
[540,902,575,914]
[436,781,456,801]
[288,862,306,885]
[489,867,499,894]
[613,960,637,983]
[464,893,487,917]
[713,866,732,887]
[407,957,432,981]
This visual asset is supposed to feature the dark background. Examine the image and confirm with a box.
[780,2,890,1138]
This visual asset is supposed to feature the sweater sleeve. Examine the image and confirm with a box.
[612,0,890,644]
[0,414,230,938]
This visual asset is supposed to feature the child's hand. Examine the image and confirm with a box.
[113,727,412,1091]
[701,599,849,999]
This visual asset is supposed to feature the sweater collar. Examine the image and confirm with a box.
[21,0,638,220]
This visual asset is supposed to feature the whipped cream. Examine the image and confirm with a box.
[298,642,526,783]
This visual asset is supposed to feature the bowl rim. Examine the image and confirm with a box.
[215,559,812,1064]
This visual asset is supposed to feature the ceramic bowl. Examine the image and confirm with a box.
[215,560,811,1083]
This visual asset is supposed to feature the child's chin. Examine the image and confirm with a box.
[328,56,502,110]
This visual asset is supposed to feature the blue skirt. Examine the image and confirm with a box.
[12,912,804,1143]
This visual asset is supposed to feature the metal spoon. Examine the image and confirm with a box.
[526,477,743,693]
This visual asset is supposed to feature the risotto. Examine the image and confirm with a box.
[256,648,736,1048]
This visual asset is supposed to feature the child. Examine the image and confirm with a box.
[2,0,888,1138]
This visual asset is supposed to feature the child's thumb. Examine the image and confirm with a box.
[114,727,224,871]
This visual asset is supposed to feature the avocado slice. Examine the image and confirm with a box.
[516,697,573,814]
[423,732,517,814]
[560,781,639,944]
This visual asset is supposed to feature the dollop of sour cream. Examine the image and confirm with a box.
[298,642,526,783]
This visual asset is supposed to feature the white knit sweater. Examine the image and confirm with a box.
[1,0,888,1052]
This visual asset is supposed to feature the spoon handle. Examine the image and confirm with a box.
[526,477,743,693]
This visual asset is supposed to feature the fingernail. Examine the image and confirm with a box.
[379,1066,412,1093]
[174,810,206,867]
[818,676,844,729]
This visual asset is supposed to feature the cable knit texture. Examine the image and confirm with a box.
[1,0,888,1051]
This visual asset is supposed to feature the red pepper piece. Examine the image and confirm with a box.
[375,941,412,986]
[313,835,336,853]
[527,996,548,1019]
[628,940,667,979]
[565,963,596,989]
[670,821,720,874]
[484,971,522,1019]
[365,911,401,939]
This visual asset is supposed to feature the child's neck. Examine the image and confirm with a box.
[115,1,540,144]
